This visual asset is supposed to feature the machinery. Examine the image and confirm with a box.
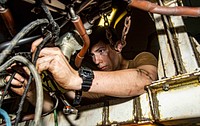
[0,0,200,125]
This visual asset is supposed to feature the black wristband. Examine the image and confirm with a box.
[73,67,94,105]
[78,67,94,91]
[73,90,82,106]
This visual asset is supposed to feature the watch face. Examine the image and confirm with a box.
[81,68,94,79]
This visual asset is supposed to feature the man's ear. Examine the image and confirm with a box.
[114,41,123,52]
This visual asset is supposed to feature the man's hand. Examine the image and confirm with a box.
[5,65,36,103]
[6,72,28,96]
[31,38,81,90]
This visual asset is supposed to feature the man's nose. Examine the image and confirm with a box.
[93,55,102,65]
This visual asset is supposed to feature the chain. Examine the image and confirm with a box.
[103,14,115,47]
[121,15,131,48]
[103,13,109,27]
[103,13,131,50]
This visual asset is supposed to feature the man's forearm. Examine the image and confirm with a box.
[86,66,157,97]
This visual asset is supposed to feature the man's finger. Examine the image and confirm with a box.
[36,56,53,74]
[22,66,31,76]
[10,87,24,96]
[5,75,23,86]
[31,38,43,53]
[38,47,61,57]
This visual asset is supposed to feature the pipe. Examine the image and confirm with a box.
[128,0,200,17]
[0,35,41,51]
[72,16,90,68]
[0,5,16,37]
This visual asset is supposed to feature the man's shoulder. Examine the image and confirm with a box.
[128,52,158,68]
[135,52,155,57]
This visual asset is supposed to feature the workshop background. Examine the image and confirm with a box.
[1,0,200,61]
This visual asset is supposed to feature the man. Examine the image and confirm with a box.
[6,26,157,112]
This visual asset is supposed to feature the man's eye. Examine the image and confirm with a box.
[98,49,105,54]
[99,49,103,53]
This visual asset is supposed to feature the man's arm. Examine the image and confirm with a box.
[34,47,157,97]
[75,65,157,97]
[32,38,157,97]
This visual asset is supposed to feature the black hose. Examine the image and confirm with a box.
[0,72,16,107]
[40,2,60,40]
[32,31,52,65]
[14,72,32,126]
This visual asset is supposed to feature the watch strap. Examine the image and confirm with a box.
[78,67,94,92]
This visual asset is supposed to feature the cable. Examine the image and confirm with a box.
[0,72,16,107]
[40,1,60,40]
[12,30,52,126]
[14,73,33,126]
[53,109,58,126]
[42,92,59,117]
[32,31,52,65]
[0,108,11,126]
[0,55,43,126]
[0,18,49,65]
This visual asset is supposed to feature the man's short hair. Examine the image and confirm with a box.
[89,26,119,52]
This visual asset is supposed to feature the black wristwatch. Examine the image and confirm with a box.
[73,67,94,105]
[78,67,94,91]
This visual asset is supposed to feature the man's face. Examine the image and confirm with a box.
[90,41,119,71]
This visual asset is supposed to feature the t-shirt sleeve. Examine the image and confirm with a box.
[129,52,158,68]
